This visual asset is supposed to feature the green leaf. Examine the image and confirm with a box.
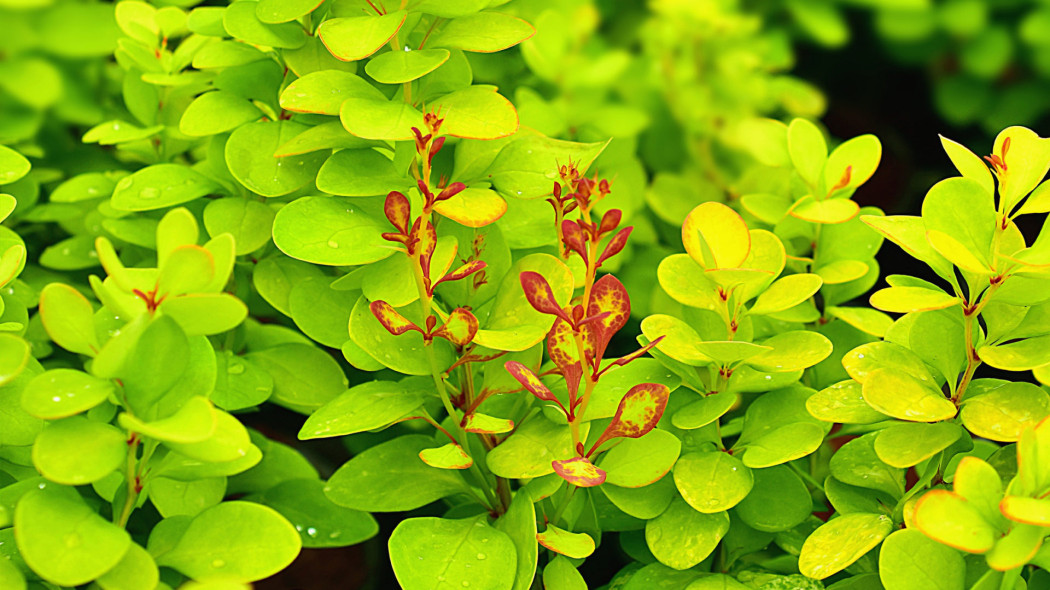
[315,148,414,197]
[672,392,737,429]
[256,0,322,24]
[226,121,327,197]
[0,334,30,387]
[807,379,889,424]
[748,331,833,372]
[842,341,938,386]
[96,541,159,590]
[348,297,454,376]
[601,476,676,520]
[148,476,226,518]
[599,429,681,487]
[913,490,997,553]
[788,118,828,187]
[0,557,25,590]
[32,416,126,485]
[862,368,957,422]
[641,314,711,366]
[874,422,964,468]
[433,187,508,227]
[484,135,608,199]
[681,202,751,270]
[734,465,812,533]
[536,524,595,559]
[157,501,301,583]
[15,487,131,587]
[940,134,994,197]
[870,286,960,313]
[299,380,425,440]
[961,381,1050,442]
[164,408,253,463]
[739,422,825,468]
[244,342,347,413]
[645,497,729,570]
[38,283,98,355]
[673,451,753,513]
[790,196,860,224]
[325,435,469,511]
[430,86,519,139]
[119,396,217,444]
[749,273,822,315]
[275,121,377,157]
[256,478,378,548]
[993,126,1050,211]
[418,442,473,470]
[921,177,995,267]
[830,432,905,499]
[279,70,385,116]
[984,522,1046,571]
[0,145,31,185]
[389,515,517,590]
[365,48,450,84]
[798,513,893,580]
[160,293,249,336]
[978,335,1050,370]
[488,413,579,479]
[493,490,538,590]
[179,91,261,137]
[824,134,882,193]
[111,164,220,212]
[474,254,573,351]
[203,197,275,255]
[317,11,407,61]
[817,260,870,285]
[430,12,535,53]
[223,0,306,49]
[273,196,393,266]
[543,556,585,590]
[340,97,425,141]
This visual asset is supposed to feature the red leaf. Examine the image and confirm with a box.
[552,457,606,487]
[370,300,422,336]
[436,181,466,202]
[583,274,630,365]
[561,220,588,263]
[598,209,622,236]
[433,308,479,346]
[588,382,670,456]
[520,271,571,323]
[505,360,567,414]
[409,218,437,278]
[434,260,486,288]
[547,315,588,406]
[596,226,632,267]
[601,336,665,376]
[384,191,410,234]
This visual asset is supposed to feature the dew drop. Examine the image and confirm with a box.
[116,177,133,191]
[329,531,341,539]
[212,559,226,568]
[64,533,81,548]
[476,553,486,560]
[462,582,469,587]
[139,187,160,200]
[227,363,246,375]
[328,240,339,248]
[52,396,62,403]
[306,527,318,537]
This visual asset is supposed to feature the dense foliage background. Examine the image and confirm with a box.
[3,0,1050,589]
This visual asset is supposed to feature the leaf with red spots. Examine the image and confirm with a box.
[547,315,588,406]
[384,191,410,234]
[504,360,567,414]
[596,226,632,267]
[433,308,478,346]
[588,382,670,455]
[520,271,571,323]
[418,442,473,469]
[434,260,486,288]
[462,412,514,434]
[584,274,630,363]
[561,219,588,263]
[409,218,437,275]
[370,300,421,336]
[552,456,606,487]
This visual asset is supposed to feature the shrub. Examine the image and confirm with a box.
[1,1,1049,590]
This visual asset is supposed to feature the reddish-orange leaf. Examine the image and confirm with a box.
[435,182,466,202]
[552,456,607,487]
[520,271,571,323]
[369,300,421,336]
[505,360,567,413]
[598,209,622,236]
[602,336,665,375]
[384,191,410,234]
[561,219,588,263]
[434,260,486,288]
[588,382,670,455]
[584,274,630,364]
[596,226,632,267]
[547,315,588,406]
[433,308,478,346]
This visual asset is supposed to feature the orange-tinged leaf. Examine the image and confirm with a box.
[433,308,478,346]
[462,412,513,434]
[536,525,595,559]
[552,457,606,487]
[433,187,507,227]
[589,383,670,454]
[596,226,632,267]
[410,219,437,277]
[369,300,421,336]
[418,442,473,469]
[1000,496,1050,526]
[0,244,25,288]
[561,219,588,263]
[598,209,622,235]
[504,360,565,410]
[384,191,410,234]
[520,271,571,323]
[682,202,750,269]
[547,315,586,404]
[584,274,630,363]
[913,490,996,553]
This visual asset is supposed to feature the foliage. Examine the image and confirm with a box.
[0,0,1049,590]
